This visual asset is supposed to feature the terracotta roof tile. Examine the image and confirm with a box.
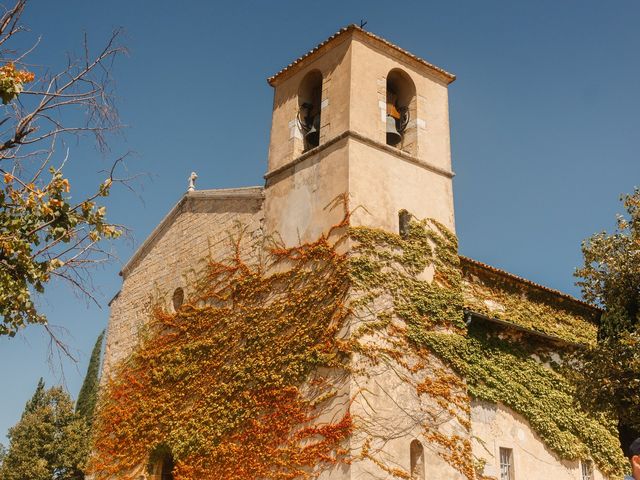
[267,24,455,86]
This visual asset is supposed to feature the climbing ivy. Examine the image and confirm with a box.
[89,216,353,480]
[349,217,465,333]
[90,208,626,479]
[462,261,598,345]
[349,218,474,479]
[349,216,625,478]
[411,323,627,477]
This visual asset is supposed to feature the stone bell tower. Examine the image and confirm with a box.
[263,25,456,246]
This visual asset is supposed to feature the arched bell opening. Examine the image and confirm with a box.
[386,69,417,154]
[297,70,323,151]
[147,445,175,480]
[410,439,425,479]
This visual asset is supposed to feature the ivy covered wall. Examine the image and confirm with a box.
[461,257,599,346]
[90,208,626,479]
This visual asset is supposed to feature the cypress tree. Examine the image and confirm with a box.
[24,377,45,415]
[75,330,105,424]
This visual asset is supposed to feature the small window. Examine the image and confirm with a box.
[172,287,184,311]
[399,210,411,239]
[410,440,425,479]
[499,447,514,480]
[581,460,594,480]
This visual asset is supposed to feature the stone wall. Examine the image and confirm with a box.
[101,187,264,382]
[471,400,608,480]
[348,349,469,480]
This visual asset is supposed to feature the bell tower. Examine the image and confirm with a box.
[263,25,456,246]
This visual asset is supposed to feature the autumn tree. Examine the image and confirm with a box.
[0,0,127,339]
[574,188,640,452]
[0,379,89,480]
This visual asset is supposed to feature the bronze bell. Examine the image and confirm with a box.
[386,115,402,146]
[305,113,320,147]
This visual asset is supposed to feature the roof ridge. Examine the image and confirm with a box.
[459,255,601,312]
[267,24,455,86]
[120,187,264,278]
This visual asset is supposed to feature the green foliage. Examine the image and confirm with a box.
[352,216,626,477]
[76,330,105,424]
[350,217,465,333]
[25,377,46,415]
[351,218,475,478]
[0,380,89,480]
[572,331,640,434]
[574,188,640,436]
[576,188,640,338]
[410,323,627,477]
[463,262,598,345]
[0,171,120,336]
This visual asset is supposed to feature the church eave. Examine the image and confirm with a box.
[267,24,456,87]
[120,187,264,279]
[464,309,585,348]
[459,255,601,314]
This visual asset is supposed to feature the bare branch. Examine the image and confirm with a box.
[0,1,132,351]
[0,0,26,49]
[44,323,78,363]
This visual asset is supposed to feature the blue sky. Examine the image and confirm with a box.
[1,0,639,443]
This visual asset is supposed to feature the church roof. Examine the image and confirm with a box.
[119,187,264,279]
[460,255,600,346]
[267,24,456,86]
[460,255,600,312]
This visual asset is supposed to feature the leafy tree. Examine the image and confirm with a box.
[0,380,89,480]
[0,0,127,338]
[576,189,640,339]
[574,188,640,451]
[75,330,105,424]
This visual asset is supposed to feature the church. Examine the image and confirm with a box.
[93,25,626,480]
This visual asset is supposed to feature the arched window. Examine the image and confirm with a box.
[172,287,184,311]
[159,453,174,480]
[148,445,175,480]
[386,69,417,154]
[410,439,425,479]
[160,455,173,480]
[297,70,323,151]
